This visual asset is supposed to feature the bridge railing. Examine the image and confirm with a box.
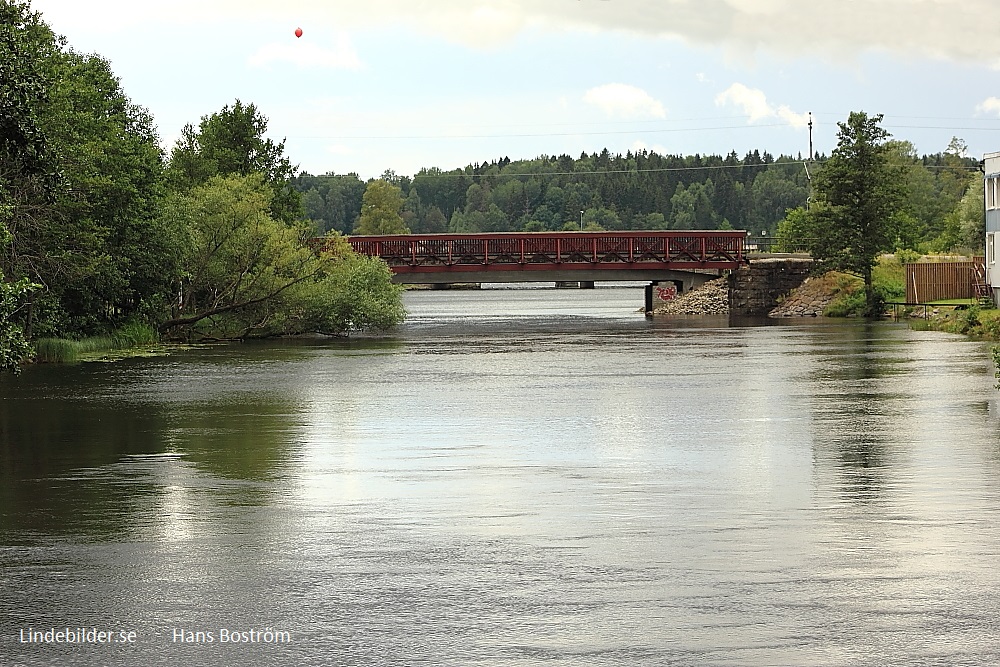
[343,231,747,272]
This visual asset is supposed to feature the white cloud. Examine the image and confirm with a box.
[715,83,808,127]
[31,0,1000,62]
[248,35,362,70]
[976,97,1000,116]
[583,84,666,119]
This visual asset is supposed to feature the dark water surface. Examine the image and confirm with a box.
[4,286,1000,666]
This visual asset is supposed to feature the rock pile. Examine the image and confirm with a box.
[768,274,840,317]
[653,277,730,315]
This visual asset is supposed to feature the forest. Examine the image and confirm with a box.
[295,142,983,253]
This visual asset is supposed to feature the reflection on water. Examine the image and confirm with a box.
[3,287,1000,665]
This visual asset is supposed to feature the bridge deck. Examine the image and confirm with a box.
[345,231,747,280]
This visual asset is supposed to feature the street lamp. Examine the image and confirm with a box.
[580,210,584,231]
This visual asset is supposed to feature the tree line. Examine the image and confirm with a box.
[296,143,981,253]
[1,1,404,372]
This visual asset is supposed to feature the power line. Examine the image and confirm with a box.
[293,123,790,141]
[291,121,1000,142]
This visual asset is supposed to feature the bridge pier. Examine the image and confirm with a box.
[645,279,686,314]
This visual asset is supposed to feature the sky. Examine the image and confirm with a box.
[28,0,1000,179]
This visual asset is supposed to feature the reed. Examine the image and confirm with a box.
[32,323,160,363]
[33,337,80,363]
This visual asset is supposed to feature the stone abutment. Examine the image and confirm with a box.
[729,258,813,316]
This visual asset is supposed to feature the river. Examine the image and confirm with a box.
[3,286,1000,666]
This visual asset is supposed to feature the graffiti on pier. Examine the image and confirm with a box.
[655,284,678,302]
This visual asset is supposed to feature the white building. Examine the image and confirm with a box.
[985,152,1000,305]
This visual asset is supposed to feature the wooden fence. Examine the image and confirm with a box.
[905,259,986,303]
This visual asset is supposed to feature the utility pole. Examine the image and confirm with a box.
[808,112,814,162]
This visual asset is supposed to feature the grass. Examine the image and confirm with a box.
[820,256,910,317]
[33,323,160,363]
[920,305,1000,339]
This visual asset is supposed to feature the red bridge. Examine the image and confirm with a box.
[345,230,747,286]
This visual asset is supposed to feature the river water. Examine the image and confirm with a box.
[3,286,1000,666]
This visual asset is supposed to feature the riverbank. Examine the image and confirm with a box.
[914,304,1000,339]
[651,270,855,318]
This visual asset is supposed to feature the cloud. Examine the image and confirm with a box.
[31,0,1000,62]
[715,83,808,127]
[976,97,1000,116]
[248,35,362,70]
[583,84,666,119]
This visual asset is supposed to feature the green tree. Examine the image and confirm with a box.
[0,221,37,373]
[1,1,61,339]
[158,174,324,336]
[44,51,172,333]
[421,205,448,234]
[807,112,906,316]
[946,174,986,253]
[775,206,813,252]
[0,1,60,178]
[669,183,697,229]
[166,100,302,222]
[301,246,406,334]
[585,207,620,230]
[2,6,173,339]
[355,180,409,235]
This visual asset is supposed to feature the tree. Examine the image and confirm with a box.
[301,247,406,334]
[2,6,174,339]
[354,180,408,235]
[43,51,172,333]
[294,172,366,234]
[949,174,986,253]
[156,175,405,338]
[775,206,813,252]
[166,100,302,223]
[421,205,448,234]
[0,221,37,373]
[807,112,906,316]
[158,174,325,336]
[0,267,35,372]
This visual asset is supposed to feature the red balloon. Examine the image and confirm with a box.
[294,27,303,38]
